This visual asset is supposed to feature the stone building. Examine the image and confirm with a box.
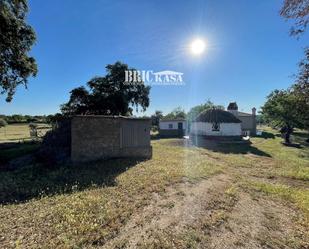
[71,116,152,163]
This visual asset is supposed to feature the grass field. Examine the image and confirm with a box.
[0,124,50,142]
[0,124,31,142]
[0,127,308,248]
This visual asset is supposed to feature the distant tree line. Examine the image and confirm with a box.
[0,114,61,124]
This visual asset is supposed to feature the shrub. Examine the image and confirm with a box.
[36,118,71,167]
[0,119,7,128]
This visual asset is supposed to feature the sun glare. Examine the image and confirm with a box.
[190,39,206,55]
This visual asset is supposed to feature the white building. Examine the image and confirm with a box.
[190,108,242,137]
[159,119,186,137]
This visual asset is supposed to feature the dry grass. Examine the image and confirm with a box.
[0,128,308,248]
[0,140,223,248]
[0,124,50,142]
[0,124,31,142]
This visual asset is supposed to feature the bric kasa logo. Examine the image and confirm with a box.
[124,70,185,85]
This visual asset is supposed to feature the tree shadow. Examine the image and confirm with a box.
[273,131,308,148]
[190,138,271,157]
[257,131,275,139]
[0,157,146,205]
[281,142,303,148]
[292,132,309,147]
[0,141,39,168]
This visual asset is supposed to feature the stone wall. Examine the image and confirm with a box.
[71,116,152,163]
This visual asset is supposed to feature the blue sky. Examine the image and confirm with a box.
[1,0,308,116]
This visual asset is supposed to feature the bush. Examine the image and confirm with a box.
[36,118,71,167]
[0,118,7,128]
[151,125,158,132]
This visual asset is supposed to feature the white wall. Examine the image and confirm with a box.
[190,122,241,136]
[159,121,186,130]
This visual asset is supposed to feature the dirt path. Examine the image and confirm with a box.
[102,173,305,249]
[208,192,300,249]
[102,174,231,248]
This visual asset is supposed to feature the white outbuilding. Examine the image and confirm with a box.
[190,108,242,137]
[159,119,186,137]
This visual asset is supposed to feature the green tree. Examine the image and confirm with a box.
[61,62,150,116]
[0,118,7,138]
[256,114,266,125]
[0,118,7,128]
[151,110,163,126]
[164,107,186,120]
[11,114,24,123]
[280,0,309,37]
[187,100,224,123]
[261,90,300,143]
[0,0,38,102]
[292,47,309,139]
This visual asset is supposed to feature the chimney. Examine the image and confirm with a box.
[227,102,238,116]
[252,107,256,116]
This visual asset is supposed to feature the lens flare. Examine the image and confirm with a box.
[190,39,206,55]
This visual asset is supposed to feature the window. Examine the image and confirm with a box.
[212,122,220,131]
[168,124,173,129]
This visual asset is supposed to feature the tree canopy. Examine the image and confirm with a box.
[280,0,309,36]
[61,62,151,116]
[187,100,224,122]
[0,118,7,128]
[0,0,37,102]
[261,89,301,143]
[291,47,309,131]
[262,90,300,128]
[151,110,163,126]
[163,107,186,120]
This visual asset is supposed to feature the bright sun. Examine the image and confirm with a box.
[190,39,206,55]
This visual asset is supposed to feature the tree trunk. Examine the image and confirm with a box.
[281,124,293,144]
[285,124,293,144]
[285,130,291,144]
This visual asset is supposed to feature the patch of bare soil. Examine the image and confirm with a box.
[208,192,304,249]
[101,172,307,249]
[102,174,231,248]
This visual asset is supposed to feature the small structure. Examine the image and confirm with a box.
[227,102,256,135]
[190,108,242,137]
[71,116,152,163]
[159,119,186,137]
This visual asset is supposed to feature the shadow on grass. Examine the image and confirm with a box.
[259,131,275,139]
[190,138,271,157]
[0,141,40,167]
[0,157,146,205]
[273,131,308,148]
[292,132,309,147]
